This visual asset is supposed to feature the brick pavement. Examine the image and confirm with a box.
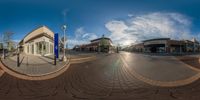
[0,53,200,99]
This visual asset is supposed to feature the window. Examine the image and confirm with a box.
[36,43,39,54]
[27,45,29,53]
[50,44,53,54]
[46,42,49,54]
[32,44,34,54]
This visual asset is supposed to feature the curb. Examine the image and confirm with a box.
[0,58,70,80]
[174,57,200,72]
[70,56,96,61]
[0,55,96,80]
[0,69,4,77]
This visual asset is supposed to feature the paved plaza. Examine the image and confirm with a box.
[1,54,66,76]
[0,52,200,100]
[0,52,95,76]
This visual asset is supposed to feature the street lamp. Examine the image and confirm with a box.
[1,34,5,59]
[62,24,67,61]
[98,43,100,53]
[117,44,120,53]
[17,45,20,67]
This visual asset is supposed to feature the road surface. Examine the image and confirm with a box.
[0,52,200,100]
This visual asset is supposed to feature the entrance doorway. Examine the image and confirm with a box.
[36,42,47,56]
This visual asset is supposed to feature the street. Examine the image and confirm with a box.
[0,52,200,100]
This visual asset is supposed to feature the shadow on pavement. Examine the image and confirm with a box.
[19,56,24,66]
[38,56,54,65]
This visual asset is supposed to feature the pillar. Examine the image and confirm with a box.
[42,42,44,56]
[49,42,51,55]
[34,43,37,55]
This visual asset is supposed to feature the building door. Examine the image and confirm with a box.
[39,42,42,55]
[150,47,157,53]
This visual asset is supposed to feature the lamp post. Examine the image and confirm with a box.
[17,45,20,67]
[98,43,100,53]
[1,34,5,59]
[62,24,67,61]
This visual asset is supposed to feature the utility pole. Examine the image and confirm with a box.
[2,34,5,59]
[62,25,67,61]
[98,43,100,53]
[117,43,120,53]
[62,9,68,62]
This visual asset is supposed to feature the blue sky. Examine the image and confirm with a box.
[1,0,200,47]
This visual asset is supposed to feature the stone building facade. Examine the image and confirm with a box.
[19,26,54,56]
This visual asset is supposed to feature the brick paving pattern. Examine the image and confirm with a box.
[0,52,200,100]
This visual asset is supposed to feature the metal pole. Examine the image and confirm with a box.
[62,25,67,61]
[98,43,100,53]
[2,45,5,59]
[54,54,56,65]
[117,46,119,53]
[17,53,19,66]
[194,42,195,53]
[2,34,5,59]
[64,27,65,58]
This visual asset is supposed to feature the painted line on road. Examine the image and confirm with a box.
[70,56,96,64]
[174,57,200,72]
[70,56,96,61]
[119,54,200,87]
[0,69,4,77]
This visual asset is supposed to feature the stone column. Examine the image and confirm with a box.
[49,42,50,55]
[42,42,44,56]
[34,43,37,55]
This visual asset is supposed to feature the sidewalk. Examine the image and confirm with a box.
[0,52,96,76]
[9,54,54,64]
[1,54,67,76]
[177,56,200,71]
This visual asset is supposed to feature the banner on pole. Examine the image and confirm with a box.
[54,33,59,58]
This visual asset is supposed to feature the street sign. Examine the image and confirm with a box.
[54,33,59,58]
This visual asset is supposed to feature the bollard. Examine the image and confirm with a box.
[54,55,56,65]
[17,53,20,67]
[3,52,5,59]
[26,57,28,66]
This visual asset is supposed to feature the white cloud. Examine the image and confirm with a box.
[68,27,98,48]
[128,14,134,17]
[105,12,193,46]
[105,20,128,35]
[13,39,20,43]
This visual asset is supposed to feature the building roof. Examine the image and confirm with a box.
[191,38,199,43]
[143,38,170,42]
[19,25,54,44]
[90,37,112,42]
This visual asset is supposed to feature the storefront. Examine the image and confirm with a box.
[133,38,200,54]
[143,38,169,53]
[19,26,54,56]
[73,35,114,53]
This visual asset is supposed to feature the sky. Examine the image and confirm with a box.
[1,0,200,48]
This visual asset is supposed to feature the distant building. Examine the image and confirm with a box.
[131,43,144,52]
[73,35,114,53]
[0,43,3,50]
[19,26,54,56]
[130,38,200,53]
[6,40,18,51]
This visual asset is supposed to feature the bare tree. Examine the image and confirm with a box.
[3,31,14,52]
